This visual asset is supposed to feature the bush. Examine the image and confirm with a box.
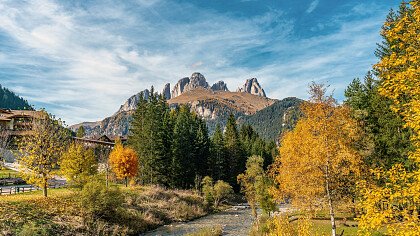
[213,180,233,207]
[201,176,214,204]
[80,179,124,220]
[201,176,233,208]
[18,222,48,236]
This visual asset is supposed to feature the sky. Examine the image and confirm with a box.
[0,0,401,125]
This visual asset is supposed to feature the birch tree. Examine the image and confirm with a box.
[271,83,363,236]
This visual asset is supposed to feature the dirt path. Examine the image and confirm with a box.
[141,205,255,236]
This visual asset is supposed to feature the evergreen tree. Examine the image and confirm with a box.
[224,113,246,190]
[344,72,413,169]
[171,105,196,188]
[0,84,32,110]
[209,124,227,181]
[194,117,210,179]
[128,88,171,185]
[76,126,85,138]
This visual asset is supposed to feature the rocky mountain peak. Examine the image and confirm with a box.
[171,72,209,98]
[211,81,229,91]
[116,89,150,114]
[237,78,266,97]
[162,83,171,100]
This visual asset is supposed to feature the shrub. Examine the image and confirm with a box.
[213,180,233,208]
[80,179,124,220]
[201,176,214,204]
[18,222,48,236]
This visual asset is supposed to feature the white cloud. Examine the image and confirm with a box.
[0,0,392,125]
[306,0,320,13]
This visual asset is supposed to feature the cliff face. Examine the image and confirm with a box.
[70,72,296,140]
[116,89,149,114]
[171,72,209,98]
[211,81,229,91]
[237,78,266,97]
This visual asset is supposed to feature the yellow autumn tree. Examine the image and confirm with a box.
[18,110,70,197]
[270,83,363,236]
[109,140,138,187]
[60,142,97,189]
[357,1,420,235]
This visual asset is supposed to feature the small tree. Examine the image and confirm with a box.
[201,176,232,208]
[76,126,85,138]
[18,111,70,197]
[201,176,214,204]
[109,140,139,187]
[238,155,276,218]
[60,142,97,188]
[213,180,233,208]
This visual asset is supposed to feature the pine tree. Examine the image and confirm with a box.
[344,72,413,170]
[76,126,86,138]
[209,124,227,181]
[224,113,246,190]
[171,105,196,188]
[129,88,171,185]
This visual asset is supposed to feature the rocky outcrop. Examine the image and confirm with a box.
[211,81,229,91]
[171,72,209,98]
[237,78,266,97]
[162,83,171,100]
[116,89,149,114]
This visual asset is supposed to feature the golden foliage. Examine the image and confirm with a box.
[271,84,363,210]
[358,2,420,234]
[60,142,97,188]
[109,140,138,186]
[18,111,69,197]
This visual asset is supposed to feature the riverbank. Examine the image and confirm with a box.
[0,185,209,235]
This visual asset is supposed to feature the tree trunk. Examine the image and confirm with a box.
[43,179,48,197]
[325,168,336,236]
[125,176,128,187]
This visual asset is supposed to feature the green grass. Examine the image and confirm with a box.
[0,167,18,176]
[312,219,359,236]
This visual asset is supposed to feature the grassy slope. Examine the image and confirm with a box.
[0,186,208,236]
[0,167,18,176]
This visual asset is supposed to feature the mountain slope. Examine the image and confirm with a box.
[0,84,32,110]
[239,97,302,141]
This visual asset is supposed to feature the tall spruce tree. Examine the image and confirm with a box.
[209,124,227,181]
[345,74,413,170]
[129,88,171,185]
[171,105,196,188]
[224,113,246,190]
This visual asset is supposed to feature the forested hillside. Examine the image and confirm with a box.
[239,97,302,141]
[0,84,32,110]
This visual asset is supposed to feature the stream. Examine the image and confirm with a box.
[141,204,255,236]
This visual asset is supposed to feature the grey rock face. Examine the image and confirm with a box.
[211,81,229,91]
[171,72,209,98]
[237,78,266,97]
[116,89,150,113]
[162,83,171,100]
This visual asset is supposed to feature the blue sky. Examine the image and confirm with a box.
[0,0,401,125]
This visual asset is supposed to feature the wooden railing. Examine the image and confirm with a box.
[0,184,66,195]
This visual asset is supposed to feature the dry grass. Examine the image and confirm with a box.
[0,185,208,236]
[168,88,276,115]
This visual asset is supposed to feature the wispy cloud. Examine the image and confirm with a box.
[306,0,320,13]
[0,0,399,125]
